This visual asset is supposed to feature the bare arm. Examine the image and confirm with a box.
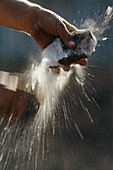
[0,0,76,49]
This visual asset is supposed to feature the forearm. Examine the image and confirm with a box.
[0,0,41,33]
[0,0,76,52]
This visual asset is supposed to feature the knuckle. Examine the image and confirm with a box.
[56,20,64,33]
[29,22,40,37]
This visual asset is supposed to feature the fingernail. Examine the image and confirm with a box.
[68,41,76,46]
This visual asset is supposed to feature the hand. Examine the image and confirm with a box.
[29,8,77,50]
[27,5,87,71]
[0,0,87,71]
[0,0,76,49]
[51,58,87,74]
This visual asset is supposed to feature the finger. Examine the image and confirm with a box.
[57,21,76,49]
[51,67,60,74]
[63,65,70,71]
[79,59,88,66]
[63,20,77,32]
[31,27,55,49]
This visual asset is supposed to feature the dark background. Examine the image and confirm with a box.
[0,0,113,170]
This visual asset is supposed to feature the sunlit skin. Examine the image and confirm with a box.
[52,59,87,73]
[0,0,87,72]
[0,0,87,120]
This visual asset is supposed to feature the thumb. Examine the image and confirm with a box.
[57,22,76,49]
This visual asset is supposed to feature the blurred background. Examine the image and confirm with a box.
[0,0,113,169]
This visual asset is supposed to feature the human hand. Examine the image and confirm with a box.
[0,0,87,71]
[0,0,76,49]
[27,5,87,71]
